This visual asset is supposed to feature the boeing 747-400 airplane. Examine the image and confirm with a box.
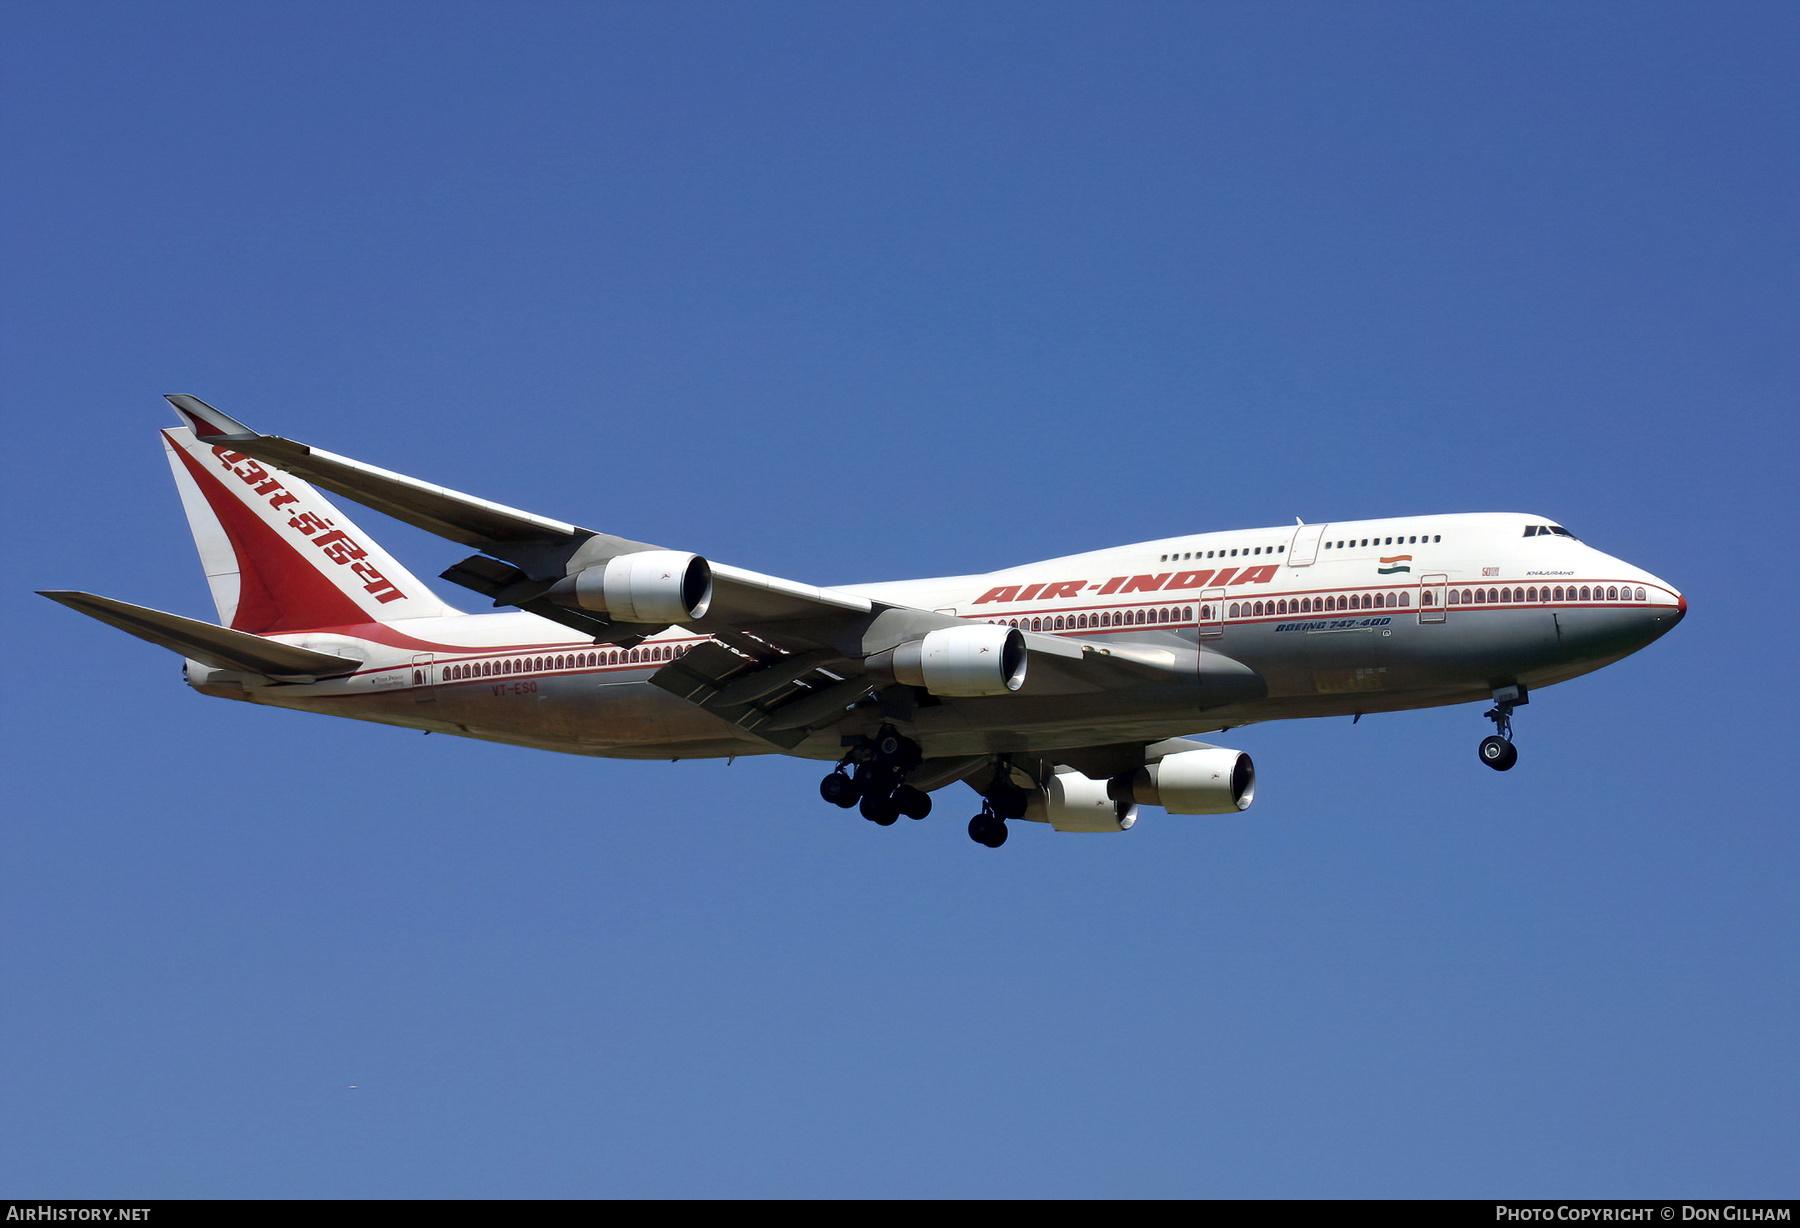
[43,396,1687,848]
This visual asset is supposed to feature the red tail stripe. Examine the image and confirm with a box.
[168,435,373,634]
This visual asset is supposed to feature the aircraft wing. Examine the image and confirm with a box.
[165,395,874,641]
[166,395,646,558]
[162,396,1261,745]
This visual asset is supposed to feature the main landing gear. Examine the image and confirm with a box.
[967,761,1029,849]
[818,725,932,826]
[1479,684,1527,771]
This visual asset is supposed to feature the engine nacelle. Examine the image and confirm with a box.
[872,624,1027,697]
[1120,747,1255,814]
[549,550,713,623]
[1021,769,1138,832]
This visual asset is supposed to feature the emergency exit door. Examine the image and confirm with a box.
[1287,523,1327,566]
[1419,575,1447,624]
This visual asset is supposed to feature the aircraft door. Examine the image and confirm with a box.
[1419,575,1446,624]
[1198,589,1225,639]
[1288,523,1326,567]
[412,652,436,701]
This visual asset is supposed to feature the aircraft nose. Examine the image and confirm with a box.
[1641,581,1685,640]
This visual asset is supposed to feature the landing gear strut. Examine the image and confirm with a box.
[967,757,1026,847]
[818,725,932,825]
[1479,684,1527,771]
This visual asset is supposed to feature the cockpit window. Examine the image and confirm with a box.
[1525,524,1579,540]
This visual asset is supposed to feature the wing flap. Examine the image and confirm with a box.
[649,641,873,748]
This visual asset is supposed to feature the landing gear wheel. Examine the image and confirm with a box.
[1479,686,1526,772]
[968,814,1008,847]
[820,771,861,807]
[894,785,932,820]
[1479,735,1518,771]
[861,791,901,825]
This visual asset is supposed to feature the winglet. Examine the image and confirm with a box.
[166,394,258,442]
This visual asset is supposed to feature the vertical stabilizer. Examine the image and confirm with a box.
[161,427,457,632]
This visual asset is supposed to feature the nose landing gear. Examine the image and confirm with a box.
[1479,684,1527,771]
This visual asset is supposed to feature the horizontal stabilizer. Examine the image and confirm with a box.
[39,591,361,680]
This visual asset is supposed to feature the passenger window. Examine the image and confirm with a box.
[1635,587,1646,601]
[1229,603,1240,618]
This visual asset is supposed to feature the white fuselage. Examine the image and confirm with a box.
[192,512,1683,761]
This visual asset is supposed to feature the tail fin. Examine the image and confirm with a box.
[162,426,457,633]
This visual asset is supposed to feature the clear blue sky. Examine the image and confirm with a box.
[3,1,1795,1197]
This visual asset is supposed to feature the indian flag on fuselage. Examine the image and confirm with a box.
[1377,555,1413,575]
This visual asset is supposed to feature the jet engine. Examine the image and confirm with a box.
[547,550,713,623]
[1020,769,1138,832]
[1115,747,1255,815]
[867,624,1027,697]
